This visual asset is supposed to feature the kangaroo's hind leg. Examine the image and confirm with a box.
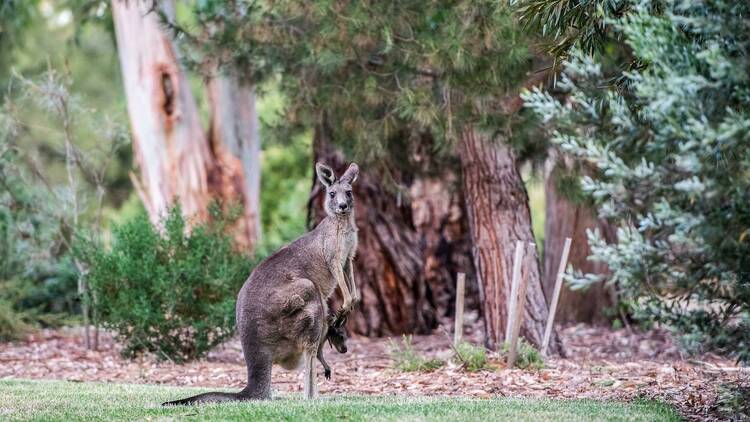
[236,318,273,399]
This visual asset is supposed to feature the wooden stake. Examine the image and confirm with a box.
[454,273,466,346]
[507,243,534,368]
[505,241,525,343]
[541,237,572,356]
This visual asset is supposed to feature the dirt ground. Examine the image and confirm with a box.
[1,313,747,421]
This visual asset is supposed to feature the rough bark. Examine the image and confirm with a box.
[543,152,616,324]
[410,177,478,319]
[206,74,262,251]
[309,126,438,336]
[458,126,560,353]
[112,0,260,252]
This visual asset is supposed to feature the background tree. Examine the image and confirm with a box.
[515,0,638,324]
[542,151,616,324]
[111,0,261,251]
[176,0,560,351]
[524,0,750,362]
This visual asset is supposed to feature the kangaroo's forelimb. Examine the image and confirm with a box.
[344,258,359,304]
[316,347,331,380]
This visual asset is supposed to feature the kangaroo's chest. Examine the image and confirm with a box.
[340,230,357,263]
[324,229,358,267]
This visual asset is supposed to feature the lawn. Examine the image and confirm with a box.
[0,380,680,421]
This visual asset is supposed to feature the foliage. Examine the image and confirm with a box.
[515,0,639,61]
[0,0,38,87]
[0,66,129,341]
[0,104,80,338]
[523,0,750,362]
[0,299,35,341]
[388,335,445,372]
[75,204,252,362]
[256,86,312,253]
[715,383,750,420]
[453,341,489,372]
[169,0,541,179]
[0,380,682,421]
[502,338,544,370]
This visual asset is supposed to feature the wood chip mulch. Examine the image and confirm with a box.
[1,314,747,421]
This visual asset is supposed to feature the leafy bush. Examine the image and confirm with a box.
[453,341,489,372]
[523,0,750,363]
[0,128,81,339]
[0,299,35,341]
[502,338,544,370]
[388,335,445,372]
[716,383,750,420]
[76,204,252,362]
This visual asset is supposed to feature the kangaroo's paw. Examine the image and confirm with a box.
[324,368,331,380]
[332,309,348,327]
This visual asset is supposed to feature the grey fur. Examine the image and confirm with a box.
[163,162,360,405]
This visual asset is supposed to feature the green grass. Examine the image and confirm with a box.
[0,380,681,421]
[388,335,445,372]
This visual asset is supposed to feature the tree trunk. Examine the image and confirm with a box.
[543,152,616,324]
[410,177,479,319]
[206,74,262,251]
[309,125,438,336]
[112,0,260,252]
[458,126,560,353]
[112,0,210,221]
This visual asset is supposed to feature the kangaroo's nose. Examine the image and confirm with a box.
[338,203,348,210]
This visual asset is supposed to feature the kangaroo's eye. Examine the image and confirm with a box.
[329,191,335,198]
[346,191,353,198]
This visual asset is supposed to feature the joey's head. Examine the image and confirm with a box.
[327,323,348,354]
[316,162,359,218]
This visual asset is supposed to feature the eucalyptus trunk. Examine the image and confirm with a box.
[112,0,260,252]
[206,74,262,251]
[543,152,616,324]
[458,126,560,353]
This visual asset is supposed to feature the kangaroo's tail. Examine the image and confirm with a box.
[162,390,245,406]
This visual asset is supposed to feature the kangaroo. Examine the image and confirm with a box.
[163,162,360,405]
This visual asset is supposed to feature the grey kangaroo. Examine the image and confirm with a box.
[163,162,360,405]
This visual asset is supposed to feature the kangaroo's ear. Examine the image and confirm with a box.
[316,162,336,187]
[340,163,359,185]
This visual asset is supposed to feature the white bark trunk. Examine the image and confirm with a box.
[112,0,213,223]
[207,75,262,250]
[112,0,262,252]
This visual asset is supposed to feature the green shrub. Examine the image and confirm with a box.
[502,338,544,370]
[0,135,81,339]
[388,335,445,372]
[76,203,252,362]
[0,298,35,341]
[453,341,489,372]
[716,383,750,420]
[523,0,750,363]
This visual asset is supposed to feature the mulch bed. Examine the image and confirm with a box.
[1,313,747,421]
